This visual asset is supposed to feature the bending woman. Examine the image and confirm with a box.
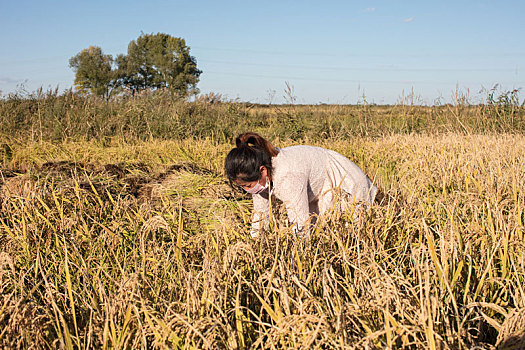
[225,132,377,237]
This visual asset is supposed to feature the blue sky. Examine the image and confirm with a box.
[1,0,524,104]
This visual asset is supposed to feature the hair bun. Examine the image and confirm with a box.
[235,136,249,148]
[233,132,278,157]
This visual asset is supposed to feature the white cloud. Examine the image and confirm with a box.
[403,17,414,23]
[358,7,376,13]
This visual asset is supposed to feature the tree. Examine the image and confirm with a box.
[115,33,202,95]
[69,46,114,98]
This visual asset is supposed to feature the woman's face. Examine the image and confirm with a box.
[234,166,268,191]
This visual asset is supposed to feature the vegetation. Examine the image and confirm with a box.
[69,33,201,98]
[1,86,524,143]
[0,88,524,349]
[69,46,115,98]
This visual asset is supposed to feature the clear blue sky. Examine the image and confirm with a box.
[1,0,524,104]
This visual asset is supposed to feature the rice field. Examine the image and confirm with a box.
[0,91,524,349]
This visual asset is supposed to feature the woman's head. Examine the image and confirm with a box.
[224,132,279,191]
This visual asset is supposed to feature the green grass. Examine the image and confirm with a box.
[1,87,523,144]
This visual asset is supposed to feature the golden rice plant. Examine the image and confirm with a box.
[0,129,523,349]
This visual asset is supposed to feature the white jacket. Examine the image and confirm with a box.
[251,145,377,236]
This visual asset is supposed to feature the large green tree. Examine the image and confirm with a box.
[69,46,114,98]
[115,33,201,95]
[70,33,201,97]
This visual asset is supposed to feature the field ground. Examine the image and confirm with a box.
[1,130,524,348]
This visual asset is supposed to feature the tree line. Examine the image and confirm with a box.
[69,33,201,98]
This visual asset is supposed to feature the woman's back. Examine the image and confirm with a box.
[271,145,376,205]
[272,145,328,199]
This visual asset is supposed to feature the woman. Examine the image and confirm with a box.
[225,132,377,237]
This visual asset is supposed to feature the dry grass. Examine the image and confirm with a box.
[0,131,523,349]
[1,87,524,144]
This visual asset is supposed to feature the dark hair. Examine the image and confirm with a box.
[224,132,279,183]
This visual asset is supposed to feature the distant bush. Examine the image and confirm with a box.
[0,86,523,143]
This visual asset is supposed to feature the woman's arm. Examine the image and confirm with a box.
[278,173,311,235]
[251,192,270,237]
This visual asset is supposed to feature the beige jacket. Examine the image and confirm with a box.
[251,145,377,236]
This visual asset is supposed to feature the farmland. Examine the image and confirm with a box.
[0,89,524,348]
